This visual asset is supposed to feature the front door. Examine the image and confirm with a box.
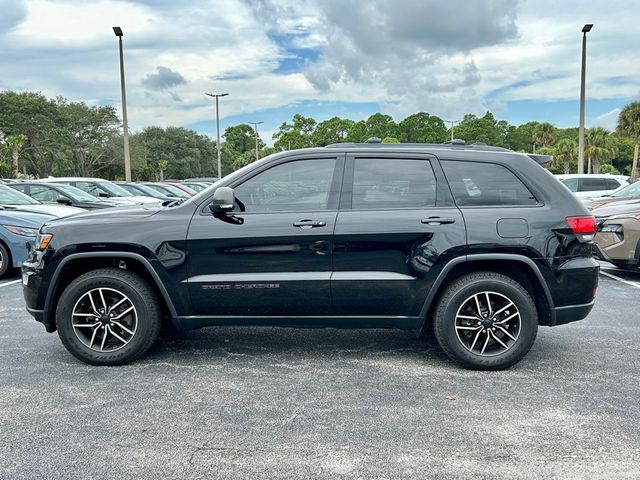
[186,155,343,317]
[332,153,466,318]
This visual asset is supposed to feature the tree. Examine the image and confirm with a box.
[617,101,640,181]
[584,127,616,174]
[224,124,260,154]
[553,138,577,174]
[532,122,557,149]
[505,122,539,151]
[398,112,447,143]
[312,117,354,146]
[382,136,400,143]
[364,113,399,140]
[2,134,28,168]
[453,112,509,146]
[157,159,168,181]
[272,114,317,150]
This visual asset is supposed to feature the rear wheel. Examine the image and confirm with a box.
[0,242,11,278]
[433,272,538,370]
[56,268,162,365]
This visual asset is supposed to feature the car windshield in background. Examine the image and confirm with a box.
[0,185,40,205]
[98,181,133,197]
[55,184,105,202]
[611,182,640,197]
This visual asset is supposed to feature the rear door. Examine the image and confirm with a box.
[331,153,466,318]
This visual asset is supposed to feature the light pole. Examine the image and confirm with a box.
[205,92,229,179]
[113,26,131,181]
[249,121,264,161]
[444,119,460,142]
[578,23,593,174]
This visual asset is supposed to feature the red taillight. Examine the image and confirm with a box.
[565,216,596,235]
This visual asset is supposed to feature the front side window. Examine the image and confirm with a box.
[30,186,61,202]
[234,158,337,213]
[351,158,436,209]
[442,161,537,206]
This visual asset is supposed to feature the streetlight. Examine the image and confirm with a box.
[249,121,264,161]
[444,119,460,142]
[205,92,229,179]
[577,23,593,174]
[113,26,131,182]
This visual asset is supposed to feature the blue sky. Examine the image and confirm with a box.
[0,0,638,145]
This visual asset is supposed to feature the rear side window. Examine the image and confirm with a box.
[351,158,436,209]
[579,178,608,192]
[441,161,537,206]
[606,179,622,190]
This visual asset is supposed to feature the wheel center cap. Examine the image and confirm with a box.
[482,319,493,328]
[99,315,110,325]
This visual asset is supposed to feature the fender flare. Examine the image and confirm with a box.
[44,252,178,319]
[419,253,556,325]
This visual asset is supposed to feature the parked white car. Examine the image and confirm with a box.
[38,177,160,205]
[0,184,84,217]
[555,174,629,199]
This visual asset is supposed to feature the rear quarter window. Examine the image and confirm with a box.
[441,160,538,206]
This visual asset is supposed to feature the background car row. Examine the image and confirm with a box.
[0,177,215,278]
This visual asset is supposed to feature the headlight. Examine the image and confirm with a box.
[2,225,39,237]
[35,233,53,251]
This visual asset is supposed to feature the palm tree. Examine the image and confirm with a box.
[585,127,616,174]
[158,159,168,181]
[554,138,577,174]
[3,134,28,169]
[617,101,640,181]
[532,122,557,151]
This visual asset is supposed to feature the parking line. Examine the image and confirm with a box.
[0,279,21,288]
[600,270,640,289]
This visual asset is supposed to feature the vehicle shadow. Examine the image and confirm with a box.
[144,325,449,365]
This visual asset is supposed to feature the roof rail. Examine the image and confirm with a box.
[325,141,512,153]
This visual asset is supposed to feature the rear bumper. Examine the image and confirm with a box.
[554,300,595,326]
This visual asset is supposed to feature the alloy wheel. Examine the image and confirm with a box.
[454,291,521,356]
[71,287,138,352]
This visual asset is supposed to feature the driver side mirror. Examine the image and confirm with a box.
[56,196,72,205]
[98,192,110,198]
[208,187,235,214]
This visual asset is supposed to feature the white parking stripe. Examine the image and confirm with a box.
[600,270,640,289]
[0,279,21,288]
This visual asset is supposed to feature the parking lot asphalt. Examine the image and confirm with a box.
[1,268,639,480]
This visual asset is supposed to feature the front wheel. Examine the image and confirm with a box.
[0,242,11,278]
[56,268,162,365]
[433,272,538,370]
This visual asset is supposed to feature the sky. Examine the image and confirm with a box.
[0,0,638,145]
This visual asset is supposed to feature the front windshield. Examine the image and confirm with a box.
[54,184,104,202]
[98,181,133,197]
[129,184,164,198]
[0,185,40,205]
[612,181,640,197]
[160,184,190,197]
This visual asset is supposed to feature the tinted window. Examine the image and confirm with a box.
[11,185,27,193]
[612,181,640,197]
[442,161,537,206]
[234,158,337,212]
[606,179,622,190]
[561,178,578,192]
[351,158,436,209]
[579,178,608,192]
[30,185,61,202]
[75,181,104,197]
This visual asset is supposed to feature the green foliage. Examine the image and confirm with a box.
[552,138,577,174]
[585,127,616,174]
[617,101,640,180]
[452,112,510,147]
[273,114,317,150]
[532,122,557,147]
[312,117,354,146]
[398,112,446,143]
[0,161,14,177]
[598,164,619,175]
[224,124,263,154]
[382,137,400,143]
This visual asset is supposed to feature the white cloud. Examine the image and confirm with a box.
[590,108,621,131]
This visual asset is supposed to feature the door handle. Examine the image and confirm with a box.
[293,220,326,228]
[421,217,455,225]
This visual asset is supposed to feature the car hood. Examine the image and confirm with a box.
[0,203,83,218]
[0,209,55,229]
[115,195,161,205]
[43,204,162,228]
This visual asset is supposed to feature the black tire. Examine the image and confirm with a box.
[0,242,11,278]
[433,272,538,370]
[56,268,162,366]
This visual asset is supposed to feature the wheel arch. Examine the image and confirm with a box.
[45,252,178,332]
[420,254,555,327]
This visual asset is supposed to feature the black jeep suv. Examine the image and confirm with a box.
[22,142,599,369]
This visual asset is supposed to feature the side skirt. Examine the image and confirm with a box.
[174,315,424,331]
